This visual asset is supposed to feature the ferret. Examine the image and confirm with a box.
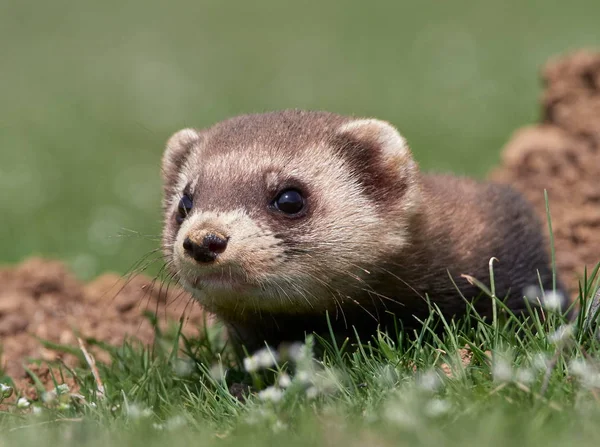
[160,109,569,355]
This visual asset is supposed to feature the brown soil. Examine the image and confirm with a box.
[0,257,207,399]
[1,50,599,398]
[490,50,600,296]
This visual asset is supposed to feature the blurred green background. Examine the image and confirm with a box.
[1,0,599,279]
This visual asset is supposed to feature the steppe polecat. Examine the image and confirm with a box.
[161,110,568,354]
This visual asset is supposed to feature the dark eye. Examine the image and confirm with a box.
[273,189,305,215]
[176,193,193,224]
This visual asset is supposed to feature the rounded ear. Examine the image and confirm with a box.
[334,119,419,205]
[336,119,415,172]
[161,128,202,196]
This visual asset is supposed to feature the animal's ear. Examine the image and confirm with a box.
[336,118,415,171]
[161,128,202,195]
[334,119,419,205]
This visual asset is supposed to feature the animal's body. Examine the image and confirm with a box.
[160,110,567,354]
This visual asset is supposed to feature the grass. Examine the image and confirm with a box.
[1,260,599,446]
[2,0,600,278]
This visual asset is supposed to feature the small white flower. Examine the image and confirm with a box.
[417,370,442,392]
[524,285,541,303]
[0,383,13,399]
[524,286,564,311]
[569,358,600,389]
[243,356,259,373]
[312,370,340,395]
[173,358,195,377]
[42,390,57,404]
[127,403,153,419]
[287,342,308,363]
[165,415,186,431]
[245,408,271,425]
[296,370,312,384]
[424,398,451,417]
[32,406,43,415]
[305,386,318,400]
[531,353,550,371]
[209,363,226,382]
[255,347,279,369]
[278,373,292,388]
[548,324,574,344]
[492,357,513,383]
[17,397,30,409]
[243,347,278,372]
[56,383,70,394]
[542,291,564,311]
[89,402,97,409]
[383,401,417,427]
[272,420,288,433]
[569,358,591,377]
[515,368,534,385]
[258,386,284,403]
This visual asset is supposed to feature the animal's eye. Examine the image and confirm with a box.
[176,193,193,224]
[273,189,305,215]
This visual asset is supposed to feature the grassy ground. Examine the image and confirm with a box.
[2,1,600,445]
[1,264,599,446]
[2,0,600,278]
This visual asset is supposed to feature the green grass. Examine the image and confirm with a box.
[2,0,600,278]
[1,263,600,446]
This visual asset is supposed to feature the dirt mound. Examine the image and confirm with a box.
[0,258,206,389]
[490,50,600,296]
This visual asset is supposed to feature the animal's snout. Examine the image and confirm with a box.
[183,233,229,263]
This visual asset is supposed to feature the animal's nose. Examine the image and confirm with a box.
[183,233,229,263]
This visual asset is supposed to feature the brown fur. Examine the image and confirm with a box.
[160,110,568,355]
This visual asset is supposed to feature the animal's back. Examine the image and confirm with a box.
[408,173,566,317]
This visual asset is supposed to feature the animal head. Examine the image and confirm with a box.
[161,110,421,318]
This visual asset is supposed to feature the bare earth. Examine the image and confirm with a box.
[1,50,599,396]
[0,258,207,396]
[490,50,600,296]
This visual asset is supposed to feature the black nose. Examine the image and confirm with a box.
[183,234,228,263]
